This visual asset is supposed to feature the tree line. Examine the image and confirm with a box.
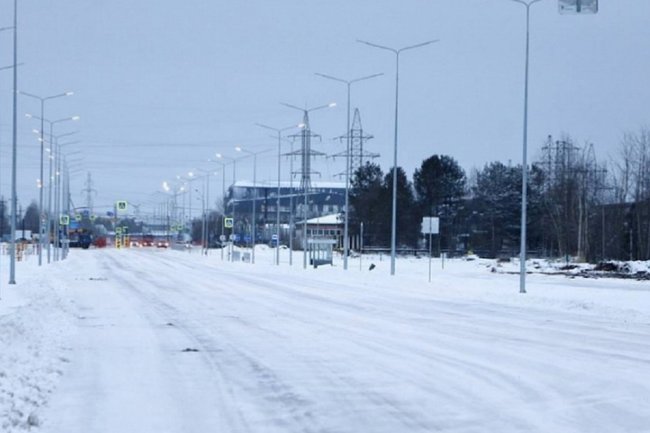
[348,127,650,262]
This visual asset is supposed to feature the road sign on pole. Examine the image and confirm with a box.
[224,217,233,228]
[421,217,440,283]
[116,200,128,215]
[420,217,440,235]
[559,0,598,14]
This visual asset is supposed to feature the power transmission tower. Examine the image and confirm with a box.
[332,108,379,176]
[286,111,326,191]
[82,172,97,214]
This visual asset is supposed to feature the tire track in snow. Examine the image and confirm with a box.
[97,253,256,433]
[101,252,324,433]
[103,249,650,432]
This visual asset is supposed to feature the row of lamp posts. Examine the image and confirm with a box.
[156,0,552,297]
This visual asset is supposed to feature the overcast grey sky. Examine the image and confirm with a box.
[1,0,648,215]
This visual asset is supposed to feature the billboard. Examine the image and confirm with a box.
[559,0,598,14]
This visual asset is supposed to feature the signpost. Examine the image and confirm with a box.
[116,200,128,215]
[558,0,598,14]
[421,217,440,282]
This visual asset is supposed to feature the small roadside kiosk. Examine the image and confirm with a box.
[307,238,336,268]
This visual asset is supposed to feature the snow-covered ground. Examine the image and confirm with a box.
[1,246,650,432]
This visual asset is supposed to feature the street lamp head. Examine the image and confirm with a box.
[25,113,33,119]
[328,102,337,108]
[65,91,74,96]
[71,116,80,121]
[215,153,223,159]
[235,146,243,152]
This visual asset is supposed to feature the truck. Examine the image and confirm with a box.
[68,229,93,249]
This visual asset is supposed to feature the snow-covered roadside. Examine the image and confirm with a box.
[0,254,76,432]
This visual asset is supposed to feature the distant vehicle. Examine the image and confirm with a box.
[69,229,92,249]
[142,235,155,247]
[156,240,169,248]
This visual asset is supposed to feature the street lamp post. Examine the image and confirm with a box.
[59,149,82,259]
[234,146,272,265]
[358,38,438,276]
[54,131,79,262]
[163,180,185,235]
[315,72,383,270]
[27,115,79,263]
[216,153,245,261]
[282,102,336,269]
[8,0,18,284]
[511,0,542,294]
[197,168,215,254]
[210,157,229,260]
[255,123,299,266]
[20,91,73,266]
[193,187,206,253]
[187,171,195,223]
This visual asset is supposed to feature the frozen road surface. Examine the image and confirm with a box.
[2,248,650,433]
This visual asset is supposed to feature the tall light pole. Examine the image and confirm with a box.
[193,186,206,252]
[315,72,383,270]
[163,180,185,240]
[20,91,73,266]
[255,123,299,266]
[282,102,336,269]
[25,114,80,263]
[197,168,215,253]
[58,149,82,259]
[511,0,542,294]
[27,116,79,263]
[216,152,246,260]
[358,38,438,276]
[235,146,272,265]
[50,126,78,262]
[8,0,18,284]
[210,157,229,260]
[187,171,195,223]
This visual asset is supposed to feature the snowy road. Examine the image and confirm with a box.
[7,248,650,432]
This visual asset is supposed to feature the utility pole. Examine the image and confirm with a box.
[82,172,97,214]
[283,102,334,269]
[331,108,380,267]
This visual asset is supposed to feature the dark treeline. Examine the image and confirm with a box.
[348,128,650,262]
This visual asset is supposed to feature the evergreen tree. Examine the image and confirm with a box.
[471,162,521,257]
[383,167,420,248]
[413,155,466,251]
[349,162,388,247]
